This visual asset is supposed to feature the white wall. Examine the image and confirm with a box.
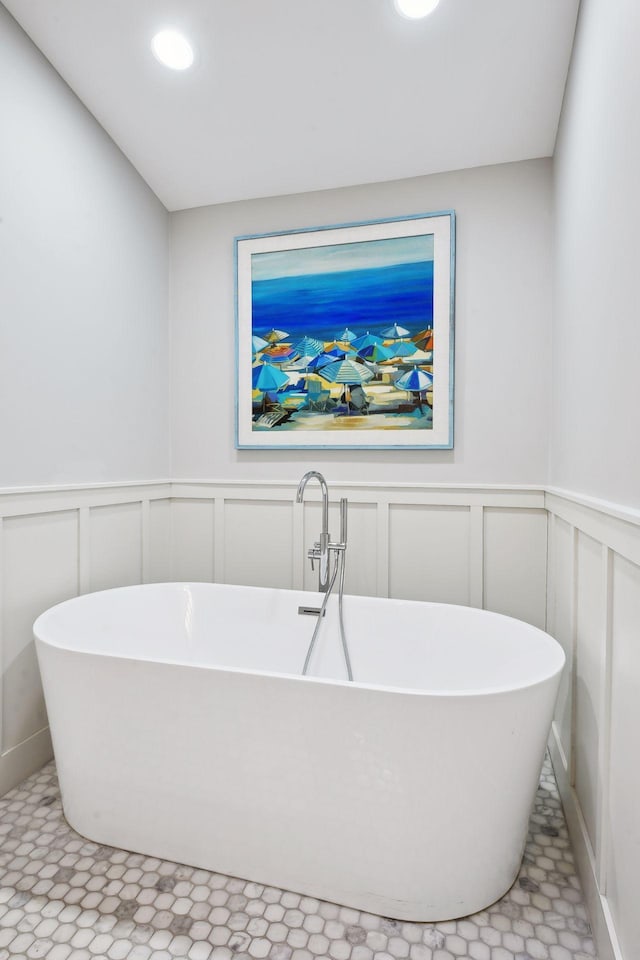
[170,158,552,484]
[551,0,640,510]
[0,5,170,487]
[549,1,640,958]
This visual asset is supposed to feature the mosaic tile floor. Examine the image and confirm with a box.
[0,756,596,960]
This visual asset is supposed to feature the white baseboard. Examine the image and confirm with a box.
[0,726,53,798]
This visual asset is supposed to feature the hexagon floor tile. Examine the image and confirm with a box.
[0,755,596,959]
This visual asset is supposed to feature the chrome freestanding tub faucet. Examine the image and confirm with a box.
[295,471,352,681]
[296,470,331,592]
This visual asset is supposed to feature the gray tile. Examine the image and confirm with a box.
[0,756,597,960]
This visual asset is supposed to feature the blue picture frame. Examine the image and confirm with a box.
[235,210,455,449]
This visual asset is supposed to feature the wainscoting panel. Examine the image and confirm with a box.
[574,530,606,860]
[1,510,78,754]
[547,513,575,774]
[607,553,640,960]
[168,482,547,629]
[388,504,470,605]
[301,499,378,597]
[89,502,143,593]
[546,489,640,960]
[483,507,548,629]
[0,478,635,958]
[224,500,294,589]
[170,498,215,583]
[147,499,172,583]
[336,501,378,598]
[0,482,172,797]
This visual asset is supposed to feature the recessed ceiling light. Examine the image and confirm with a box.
[394,0,441,19]
[151,29,194,70]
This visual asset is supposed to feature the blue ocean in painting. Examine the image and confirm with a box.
[252,260,433,340]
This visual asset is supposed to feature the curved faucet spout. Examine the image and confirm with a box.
[296,471,330,592]
[296,470,329,537]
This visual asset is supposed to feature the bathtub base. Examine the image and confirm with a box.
[62,806,523,922]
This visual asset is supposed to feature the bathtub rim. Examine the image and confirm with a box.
[33,581,566,701]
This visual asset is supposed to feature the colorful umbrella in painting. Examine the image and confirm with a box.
[395,366,433,410]
[395,347,432,365]
[253,361,290,413]
[252,362,290,391]
[324,340,356,353]
[263,328,289,343]
[381,322,411,339]
[252,334,269,354]
[336,327,358,342]
[389,340,419,358]
[395,366,433,391]
[412,327,434,351]
[318,358,375,386]
[262,343,296,363]
[319,357,375,414]
[357,342,394,363]
[306,352,335,372]
[293,335,324,358]
[324,347,349,359]
[352,331,384,351]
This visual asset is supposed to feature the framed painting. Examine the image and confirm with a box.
[235,210,455,449]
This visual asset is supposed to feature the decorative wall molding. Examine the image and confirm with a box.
[168,480,547,614]
[1,477,638,960]
[546,489,640,960]
[0,477,547,798]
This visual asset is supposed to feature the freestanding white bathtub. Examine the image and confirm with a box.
[34,582,564,922]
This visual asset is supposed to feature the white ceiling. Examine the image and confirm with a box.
[3,0,580,212]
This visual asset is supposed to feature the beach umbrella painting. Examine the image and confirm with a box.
[324,347,349,359]
[352,331,384,351]
[263,328,289,343]
[253,362,290,410]
[319,358,375,385]
[293,335,324,358]
[389,340,419,358]
[395,347,432,365]
[252,335,269,354]
[357,342,394,363]
[336,327,358,342]
[306,352,335,372]
[412,327,434,351]
[262,343,296,363]
[252,362,290,390]
[395,366,433,411]
[381,322,411,340]
[324,340,355,353]
[319,357,374,413]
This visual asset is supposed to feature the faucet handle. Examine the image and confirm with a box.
[307,541,322,571]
